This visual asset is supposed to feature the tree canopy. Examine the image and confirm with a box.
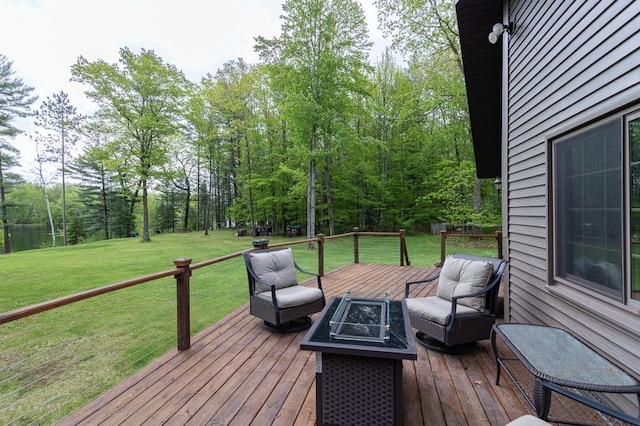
[71,48,190,241]
[3,2,502,252]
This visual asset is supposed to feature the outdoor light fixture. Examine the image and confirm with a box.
[488,23,513,44]
[494,177,502,195]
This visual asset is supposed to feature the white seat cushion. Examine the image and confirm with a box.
[255,286,324,308]
[249,248,298,293]
[406,296,487,326]
[436,256,493,310]
[505,415,551,425]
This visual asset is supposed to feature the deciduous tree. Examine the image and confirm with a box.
[255,0,372,241]
[374,0,461,69]
[71,48,189,241]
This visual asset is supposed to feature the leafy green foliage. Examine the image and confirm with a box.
[5,1,504,250]
[71,48,190,242]
[0,54,37,253]
[417,159,476,223]
[255,0,374,238]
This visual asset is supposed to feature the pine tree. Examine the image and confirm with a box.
[0,54,37,253]
[34,91,83,246]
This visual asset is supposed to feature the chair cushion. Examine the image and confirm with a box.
[255,285,324,308]
[506,415,552,426]
[249,248,299,293]
[406,296,488,325]
[436,256,493,310]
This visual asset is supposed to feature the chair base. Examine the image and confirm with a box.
[415,332,477,355]
[263,316,312,333]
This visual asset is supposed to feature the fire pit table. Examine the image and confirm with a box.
[300,292,417,425]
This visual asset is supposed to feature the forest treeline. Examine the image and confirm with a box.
[0,0,501,253]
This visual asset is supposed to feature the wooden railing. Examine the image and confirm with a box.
[0,229,409,351]
[349,228,410,266]
[439,230,503,266]
[0,230,411,424]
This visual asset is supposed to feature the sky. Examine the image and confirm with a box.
[0,0,389,178]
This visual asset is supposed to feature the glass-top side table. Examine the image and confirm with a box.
[491,323,640,422]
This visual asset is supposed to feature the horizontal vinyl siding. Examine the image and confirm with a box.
[510,2,639,134]
[506,0,640,404]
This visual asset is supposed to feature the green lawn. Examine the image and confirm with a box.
[0,230,498,424]
[1,230,499,311]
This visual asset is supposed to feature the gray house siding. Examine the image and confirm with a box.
[505,0,640,410]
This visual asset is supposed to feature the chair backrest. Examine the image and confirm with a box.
[243,248,298,294]
[439,254,507,314]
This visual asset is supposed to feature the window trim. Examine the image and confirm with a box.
[551,110,640,310]
[624,111,640,310]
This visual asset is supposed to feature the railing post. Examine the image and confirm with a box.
[353,227,360,264]
[496,230,503,259]
[439,230,447,266]
[317,233,325,276]
[174,258,192,351]
[399,229,408,266]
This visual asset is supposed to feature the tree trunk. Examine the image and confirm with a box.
[0,161,11,254]
[324,161,335,236]
[100,167,109,240]
[473,177,481,213]
[307,128,317,248]
[142,178,151,241]
[43,185,56,248]
[246,133,255,234]
[61,131,68,246]
[35,143,56,248]
[204,156,213,236]
[183,190,190,231]
[307,158,316,247]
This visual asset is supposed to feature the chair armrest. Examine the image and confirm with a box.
[294,262,323,290]
[445,278,501,327]
[540,382,640,425]
[450,278,499,304]
[404,272,441,298]
[246,266,281,306]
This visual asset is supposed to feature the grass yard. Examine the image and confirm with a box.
[1,230,499,311]
[0,230,499,424]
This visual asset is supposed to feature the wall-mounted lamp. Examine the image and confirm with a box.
[494,177,502,195]
[488,23,513,44]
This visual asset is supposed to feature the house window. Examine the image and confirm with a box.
[629,115,640,302]
[554,118,624,301]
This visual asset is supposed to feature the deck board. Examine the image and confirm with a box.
[60,263,544,426]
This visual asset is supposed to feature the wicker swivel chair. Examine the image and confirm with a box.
[243,247,325,332]
[404,253,507,354]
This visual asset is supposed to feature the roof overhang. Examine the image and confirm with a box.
[455,0,503,178]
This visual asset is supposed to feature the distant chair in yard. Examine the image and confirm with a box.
[404,253,507,354]
[243,247,325,332]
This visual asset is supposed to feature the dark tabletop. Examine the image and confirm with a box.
[300,296,417,360]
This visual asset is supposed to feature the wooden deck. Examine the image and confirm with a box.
[60,263,537,425]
